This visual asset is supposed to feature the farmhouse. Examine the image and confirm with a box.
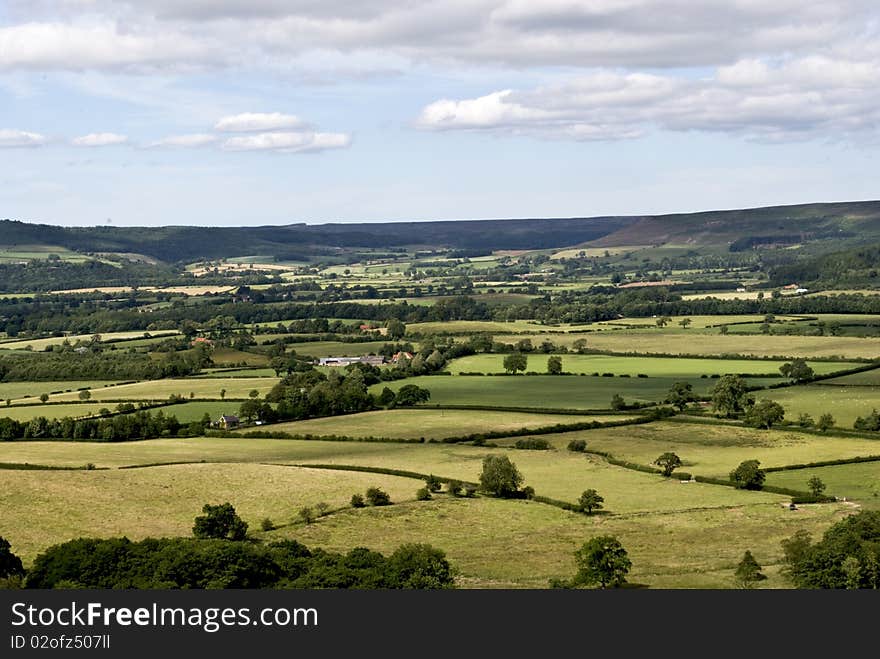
[217,414,240,429]
[391,351,414,364]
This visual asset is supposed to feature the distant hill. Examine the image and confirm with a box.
[0,216,636,263]
[2,199,880,263]
[587,200,880,248]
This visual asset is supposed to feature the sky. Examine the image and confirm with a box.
[1,1,879,227]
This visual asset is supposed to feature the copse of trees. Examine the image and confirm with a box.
[0,408,187,442]
[0,536,25,583]
[781,511,880,588]
[23,537,455,589]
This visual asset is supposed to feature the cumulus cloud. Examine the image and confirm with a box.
[221,130,351,153]
[0,129,48,147]
[214,112,305,132]
[71,132,129,146]
[1,1,877,72]
[147,133,218,148]
[417,56,880,142]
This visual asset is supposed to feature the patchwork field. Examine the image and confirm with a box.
[240,408,624,440]
[446,354,849,377]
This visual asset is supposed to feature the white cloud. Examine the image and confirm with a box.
[221,130,351,152]
[0,129,48,147]
[148,133,218,148]
[71,132,129,146]
[214,112,306,132]
[1,2,877,72]
[417,56,880,142]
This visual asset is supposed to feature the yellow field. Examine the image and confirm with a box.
[0,330,180,351]
[24,377,279,403]
[0,464,420,563]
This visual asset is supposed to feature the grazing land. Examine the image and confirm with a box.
[240,409,629,440]
[5,205,880,589]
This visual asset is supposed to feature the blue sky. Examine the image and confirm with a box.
[1,1,879,226]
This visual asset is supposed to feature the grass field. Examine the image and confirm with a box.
[0,434,857,587]
[280,341,397,357]
[596,315,804,329]
[0,403,116,421]
[0,464,421,563]
[755,385,880,428]
[0,330,180,351]
[157,401,248,423]
[369,375,772,409]
[33,377,279,403]
[821,370,880,385]
[211,347,269,366]
[446,354,848,377]
[495,332,880,359]
[282,493,850,588]
[550,421,880,481]
[243,409,627,440]
[766,463,880,510]
[406,320,598,335]
[194,368,277,378]
[0,381,124,401]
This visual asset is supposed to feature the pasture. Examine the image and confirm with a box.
[755,385,880,428]
[0,431,861,587]
[370,375,761,409]
[495,332,880,359]
[766,462,880,510]
[551,421,880,481]
[280,341,396,357]
[446,354,848,377]
[0,403,115,421]
[0,330,180,351]
[0,381,124,401]
[240,408,622,440]
[0,464,420,563]
[35,377,279,403]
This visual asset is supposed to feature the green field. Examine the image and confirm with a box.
[0,464,421,563]
[822,370,880,386]
[35,377,279,403]
[369,375,772,409]
[596,315,804,329]
[0,434,858,587]
[755,385,880,428]
[552,421,880,480]
[0,381,124,401]
[446,354,848,377]
[280,341,396,357]
[406,320,594,335]
[243,409,627,440]
[766,463,880,510]
[194,368,277,378]
[0,403,116,421]
[495,332,880,359]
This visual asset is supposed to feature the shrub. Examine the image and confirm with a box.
[350,493,366,508]
[514,437,551,450]
[260,518,275,532]
[567,439,587,452]
[416,487,431,501]
[365,487,392,506]
[446,480,463,497]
